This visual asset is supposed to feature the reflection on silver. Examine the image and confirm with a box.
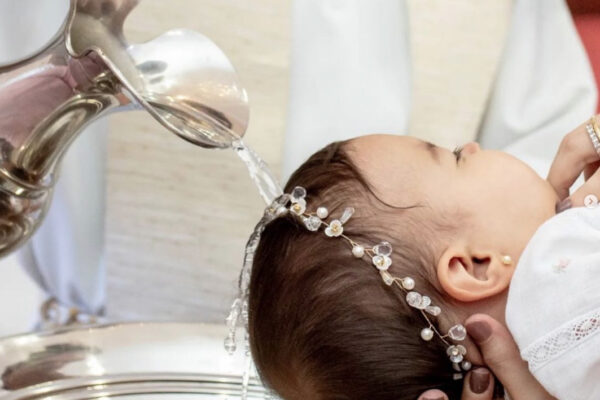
[0,322,273,399]
[0,0,249,257]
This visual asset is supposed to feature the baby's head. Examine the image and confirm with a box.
[248,135,558,399]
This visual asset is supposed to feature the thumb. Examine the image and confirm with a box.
[465,314,554,400]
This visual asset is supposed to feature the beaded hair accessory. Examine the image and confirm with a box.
[287,186,471,375]
[225,186,471,396]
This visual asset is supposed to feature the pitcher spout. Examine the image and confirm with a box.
[0,0,250,257]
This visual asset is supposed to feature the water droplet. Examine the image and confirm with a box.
[224,335,236,355]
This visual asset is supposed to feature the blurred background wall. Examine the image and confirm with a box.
[105,0,291,322]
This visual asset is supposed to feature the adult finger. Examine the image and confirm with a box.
[584,160,600,181]
[547,127,596,200]
[417,389,448,400]
[570,166,600,208]
[465,314,554,400]
[461,368,494,400]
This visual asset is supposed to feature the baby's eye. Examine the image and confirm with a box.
[452,145,464,163]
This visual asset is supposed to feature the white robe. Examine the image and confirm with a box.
[506,206,600,400]
[283,0,596,183]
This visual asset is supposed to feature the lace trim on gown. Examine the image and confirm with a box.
[522,307,600,371]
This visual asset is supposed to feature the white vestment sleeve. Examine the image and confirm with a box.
[283,0,411,180]
[478,0,597,182]
[285,0,597,185]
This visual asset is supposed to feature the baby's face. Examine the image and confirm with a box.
[348,134,559,264]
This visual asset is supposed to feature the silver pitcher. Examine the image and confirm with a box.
[0,0,249,258]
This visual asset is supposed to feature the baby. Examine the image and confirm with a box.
[247,125,599,399]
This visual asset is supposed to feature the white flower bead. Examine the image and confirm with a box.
[290,198,306,215]
[324,220,344,237]
[372,255,392,271]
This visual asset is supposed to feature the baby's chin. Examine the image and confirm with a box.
[529,178,560,222]
[527,169,560,214]
[504,151,560,212]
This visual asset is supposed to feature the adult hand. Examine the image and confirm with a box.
[417,314,555,400]
[416,366,494,400]
[547,117,600,207]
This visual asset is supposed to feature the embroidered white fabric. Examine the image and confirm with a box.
[506,206,600,399]
[522,307,600,371]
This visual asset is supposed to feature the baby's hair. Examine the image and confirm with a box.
[248,139,465,400]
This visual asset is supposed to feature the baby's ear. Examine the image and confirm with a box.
[436,244,513,302]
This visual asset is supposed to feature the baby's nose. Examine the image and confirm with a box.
[462,141,480,155]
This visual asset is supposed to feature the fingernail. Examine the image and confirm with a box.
[422,394,445,400]
[469,368,491,394]
[555,198,572,213]
[466,320,492,343]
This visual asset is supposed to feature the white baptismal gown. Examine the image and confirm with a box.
[506,205,600,400]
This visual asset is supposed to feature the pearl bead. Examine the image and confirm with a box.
[316,207,329,219]
[461,361,472,371]
[420,327,434,341]
[402,277,415,290]
[501,255,512,265]
[352,245,365,258]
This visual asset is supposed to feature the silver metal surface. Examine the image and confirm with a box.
[0,0,249,257]
[0,322,270,399]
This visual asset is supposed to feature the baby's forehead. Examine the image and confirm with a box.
[349,134,423,159]
[346,134,427,204]
[348,134,423,171]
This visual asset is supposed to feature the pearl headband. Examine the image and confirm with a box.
[225,186,474,385]
[286,186,472,375]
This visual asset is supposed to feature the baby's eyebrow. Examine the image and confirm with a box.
[423,141,441,165]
